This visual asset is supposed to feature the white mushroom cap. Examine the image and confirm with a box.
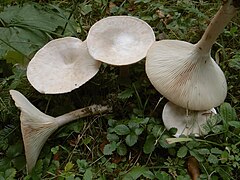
[27,37,101,94]
[86,16,155,66]
[146,40,227,111]
[162,101,216,137]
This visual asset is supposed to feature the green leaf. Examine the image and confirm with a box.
[80,4,93,15]
[77,159,88,173]
[64,162,74,172]
[83,168,92,180]
[107,133,119,142]
[142,170,155,179]
[211,148,222,155]
[125,133,138,146]
[197,148,210,155]
[117,143,127,156]
[143,135,156,154]
[220,103,237,122]
[12,155,26,170]
[228,121,240,128]
[6,141,23,158]
[4,168,16,180]
[118,88,134,99]
[177,146,188,158]
[208,154,219,164]
[114,125,130,135]
[51,146,59,155]
[103,142,117,155]
[134,127,144,135]
[229,54,240,70]
[122,166,146,180]
[155,171,171,180]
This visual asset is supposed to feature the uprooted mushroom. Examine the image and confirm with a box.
[10,90,112,173]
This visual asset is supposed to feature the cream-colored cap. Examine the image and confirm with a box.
[27,37,101,94]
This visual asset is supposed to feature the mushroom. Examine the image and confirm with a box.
[10,90,111,173]
[162,101,216,137]
[27,37,101,94]
[86,16,155,66]
[145,0,238,110]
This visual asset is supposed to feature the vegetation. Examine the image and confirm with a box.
[0,0,240,179]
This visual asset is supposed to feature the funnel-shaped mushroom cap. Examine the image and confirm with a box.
[162,101,216,137]
[87,16,155,66]
[146,40,227,110]
[27,37,101,94]
[9,90,58,173]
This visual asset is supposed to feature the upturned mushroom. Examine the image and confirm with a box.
[10,90,111,173]
[27,37,101,94]
[146,0,238,110]
[162,101,216,137]
[87,16,155,66]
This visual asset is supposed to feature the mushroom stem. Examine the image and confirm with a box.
[9,90,112,173]
[195,0,238,53]
[56,104,111,126]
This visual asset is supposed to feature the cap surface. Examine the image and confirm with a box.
[87,16,155,66]
[27,37,101,94]
[146,40,227,110]
[162,101,216,137]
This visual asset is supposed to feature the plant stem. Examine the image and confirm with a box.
[56,104,112,127]
[195,0,237,54]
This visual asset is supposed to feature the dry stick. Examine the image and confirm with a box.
[10,90,112,174]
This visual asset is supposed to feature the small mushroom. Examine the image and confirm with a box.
[146,1,238,110]
[27,37,101,94]
[10,90,111,173]
[87,16,155,66]
[162,101,216,137]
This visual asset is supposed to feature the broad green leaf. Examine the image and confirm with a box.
[6,141,23,158]
[220,103,237,122]
[211,148,222,155]
[143,135,156,154]
[114,124,130,135]
[12,155,26,170]
[155,171,171,180]
[228,121,240,128]
[177,146,188,158]
[83,168,92,180]
[107,133,119,142]
[152,125,164,138]
[117,143,127,156]
[208,154,219,164]
[77,159,88,173]
[103,142,117,155]
[122,166,146,180]
[134,127,144,135]
[212,125,224,134]
[197,148,210,155]
[142,170,155,179]
[125,133,138,146]
[4,168,16,180]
